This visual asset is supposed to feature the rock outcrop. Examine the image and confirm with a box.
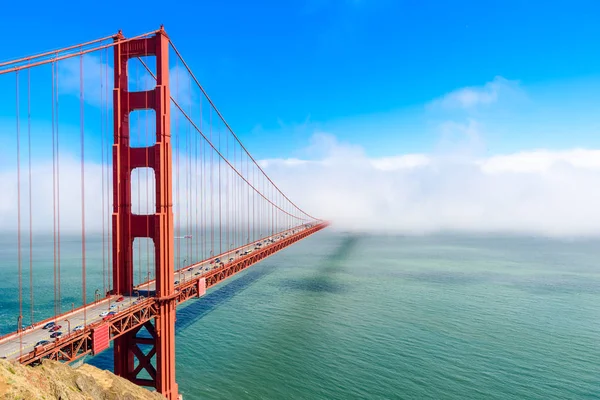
[0,358,164,400]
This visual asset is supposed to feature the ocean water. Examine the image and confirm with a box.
[2,231,600,399]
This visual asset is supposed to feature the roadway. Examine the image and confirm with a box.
[139,227,305,292]
[0,295,137,361]
[0,224,313,361]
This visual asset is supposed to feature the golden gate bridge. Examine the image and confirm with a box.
[0,26,327,399]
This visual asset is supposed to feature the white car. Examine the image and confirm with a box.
[73,325,84,332]
[110,304,118,310]
[99,311,109,317]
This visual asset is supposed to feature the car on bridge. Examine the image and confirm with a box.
[116,296,125,302]
[35,340,50,347]
[50,332,62,339]
[42,322,55,329]
[49,325,61,332]
[100,311,109,317]
[103,312,116,321]
[73,325,84,332]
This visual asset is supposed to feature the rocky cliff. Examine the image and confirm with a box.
[0,358,164,400]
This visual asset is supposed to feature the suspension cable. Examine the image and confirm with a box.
[167,39,318,221]
[137,53,309,222]
[0,30,160,75]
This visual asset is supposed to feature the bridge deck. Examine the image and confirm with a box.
[0,222,328,363]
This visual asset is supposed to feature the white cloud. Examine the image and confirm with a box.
[480,149,600,174]
[370,154,430,171]
[59,54,113,107]
[58,54,193,110]
[429,76,521,110]
[2,134,600,237]
[259,134,600,237]
[258,158,309,168]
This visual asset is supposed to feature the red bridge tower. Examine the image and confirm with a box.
[112,28,179,399]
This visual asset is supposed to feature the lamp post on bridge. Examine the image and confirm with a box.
[179,259,186,283]
[64,319,70,335]
[146,271,151,295]
[94,289,100,303]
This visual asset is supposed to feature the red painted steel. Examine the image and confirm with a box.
[92,324,110,354]
[197,278,206,298]
[112,27,178,399]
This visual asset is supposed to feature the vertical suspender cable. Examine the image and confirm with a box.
[246,154,249,245]
[176,63,181,271]
[56,61,62,314]
[233,136,236,250]
[226,130,229,252]
[174,61,178,270]
[219,127,222,255]
[16,72,23,341]
[100,49,107,297]
[80,52,87,324]
[27,67,34,325]
[195,85,199,262]
[145,46,150,288]
[201,111,206,261]
[104,48,112,291]
[187,74,191,264]
[186,76,190,264]
[136,62,141,285]
[210,108,213,258]
[51,62,57,318]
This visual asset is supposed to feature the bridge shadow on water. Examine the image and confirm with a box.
[277,233,359,295]
[87,263,277,371]
[175,264,277,332]
[88,235,357,371]
[229,233,362,373]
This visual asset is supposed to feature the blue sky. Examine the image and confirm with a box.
[3,1,600,235]
[2,0,600,160]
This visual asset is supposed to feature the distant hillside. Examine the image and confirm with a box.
[0,358,164,400]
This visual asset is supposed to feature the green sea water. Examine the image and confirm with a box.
[2,231,600,399]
